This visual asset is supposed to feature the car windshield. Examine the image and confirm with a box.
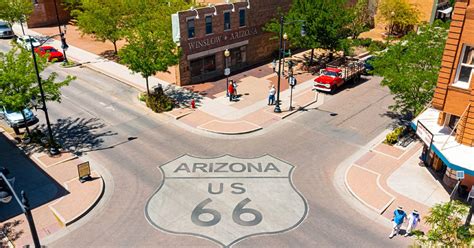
[0,24,9,29]
[323,71,338,77]
[46,48,57,52]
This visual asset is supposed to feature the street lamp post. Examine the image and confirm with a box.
[29,37,61,156]
[274,17,306,113]
[52,0,68,64]
[224,49,230,97]
[282,33,288,76]
[0,170,41,248]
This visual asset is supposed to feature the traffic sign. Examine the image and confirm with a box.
[145,155,308,247]
[289,76,297,87]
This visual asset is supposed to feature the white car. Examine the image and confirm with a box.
[0,107,37,128]
[16,36,41,50]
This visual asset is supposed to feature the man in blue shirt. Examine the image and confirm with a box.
[389,206,407,238]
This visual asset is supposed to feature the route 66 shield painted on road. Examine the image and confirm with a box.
[145,155,308,247]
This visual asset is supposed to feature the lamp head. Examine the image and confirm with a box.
[224,49,230,57]
[283,33,288,40]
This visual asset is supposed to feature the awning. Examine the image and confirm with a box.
[438,7,453,14]
[411,108,474,175]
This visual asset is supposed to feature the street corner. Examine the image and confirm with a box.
[145,154,308,247]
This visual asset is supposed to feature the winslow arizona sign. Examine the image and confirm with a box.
[145,155,308,247]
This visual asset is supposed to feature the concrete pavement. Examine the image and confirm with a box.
[0,126,104,247]
[344,137,450,236]
[20,23,323,135]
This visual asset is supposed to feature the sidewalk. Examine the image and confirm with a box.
[0,126,104,247]
[17,23,322,135]
[344,138,450,234]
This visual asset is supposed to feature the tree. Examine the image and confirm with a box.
[0,0,33,28]
[415,201,474,247]
[119,0,186,94]
[348,0,372,39]
[371,21,448,117]
[265,0,352,64]
[378,0,420,35]
[0,45,74,137]
[72,0,129,54]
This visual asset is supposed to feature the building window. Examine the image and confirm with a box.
[205,15,212,34]
[224,11,231,31]
[239,9,246,27]
[190,55,216,78]
[454,45,474,89]
[187,18,195,38]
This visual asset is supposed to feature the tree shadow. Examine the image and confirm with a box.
[0,220,24,244]
[380,111,413,128]
[20,117,117,156]
[164,84,204,108]
[99,50,120,62]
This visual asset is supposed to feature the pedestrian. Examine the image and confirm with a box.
[404,210,420,237]
[389,206,407,239]
[228,82,234,102]
[268,85,276,105]
[232,80,238,98]
[271,59,276,73]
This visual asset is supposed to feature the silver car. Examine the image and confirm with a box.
[0,107,37,127]
[0,21,14,38]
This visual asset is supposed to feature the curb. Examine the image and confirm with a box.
[49,174,105,227]
[84,62,147,93]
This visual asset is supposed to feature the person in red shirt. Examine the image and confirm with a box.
[228,82,234,102]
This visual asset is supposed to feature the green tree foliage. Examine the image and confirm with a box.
[371,21,448,117]
[0,0,33,27]
[415,201,474,247]
[348,0,372,39]
[119,0,186,94]
[378,0,420,35]
[0,45,74,135]
[265,0,352,63]
[62,0,83,11]
[72,0,129,54]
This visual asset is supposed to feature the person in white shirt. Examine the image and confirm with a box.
[268,85,276,105]
[405,210,421,237]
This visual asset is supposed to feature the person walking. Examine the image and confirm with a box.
[404,210,420,237]
[389,206,407,239]
[268,85,276,105]
[271,59,277,73]
[228,82,235,102]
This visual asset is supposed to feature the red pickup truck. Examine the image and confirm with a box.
[313,58,364,93]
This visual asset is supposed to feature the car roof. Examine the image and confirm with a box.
[0,21,8,25]
[40,46,55,49]
[325,67,342,73]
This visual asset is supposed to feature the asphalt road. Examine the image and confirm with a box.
[0,39,409,247]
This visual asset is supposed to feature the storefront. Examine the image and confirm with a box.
[412,108,474,190]
[172,0,291,86]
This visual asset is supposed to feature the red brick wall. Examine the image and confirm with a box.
[27,0,70,28]
[176,0,291,85]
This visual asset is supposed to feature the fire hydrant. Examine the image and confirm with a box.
[191,99,196,109]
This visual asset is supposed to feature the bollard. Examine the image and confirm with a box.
[191,99,196,109]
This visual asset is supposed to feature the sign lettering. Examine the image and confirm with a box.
[145,155,308,247]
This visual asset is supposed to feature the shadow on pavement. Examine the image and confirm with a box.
[0,134,69,222]
[22,117,118,156]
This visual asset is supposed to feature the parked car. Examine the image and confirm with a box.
[0,21,14,39]
[0,107,37,128]
[35,46,64,62]
[16,36,41,50]
[359,55,375,73]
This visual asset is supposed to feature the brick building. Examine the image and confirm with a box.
[27,0,70,28]
[412,0,474,190]
[172,0,291,86]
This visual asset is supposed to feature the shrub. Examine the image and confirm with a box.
[385,126,405,145]
[145,90,174,113]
